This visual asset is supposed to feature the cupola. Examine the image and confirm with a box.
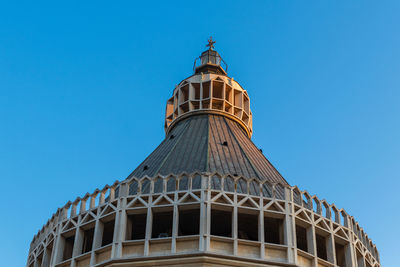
[164,37,253,137]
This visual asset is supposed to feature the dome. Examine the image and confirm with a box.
[27,40,380,267]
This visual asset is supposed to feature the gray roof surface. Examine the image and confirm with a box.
[127,114,288,185]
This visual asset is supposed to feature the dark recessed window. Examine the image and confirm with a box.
[127,214,147,240]
[211,209,232,237]
[152,211,173,238]
[316,233,327,260]
[62,235,75,261]
[335,241,346,267]
[264,217,283,244]
[296,225,308,252]
[82,228,94,254]
[238,212,258,241]
[101,221,115,246]
[178,208,200,236]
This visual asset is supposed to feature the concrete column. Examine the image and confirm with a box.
[327,233,335,264]
[171,204,179,253]
[233,192,238,256]
[79,198,88,215]
[113,199,127,259]
[222,81,226,111]
[51,209,69,265]
[346,217,358,267]
[284,187,295,264]
[120,182,129,198]
[70,203,78,218]
[99,192,105,205]
[90,219,103,265]
[40,247,50,267]
[144,206,152,256]
[72,228,84,258]
[111,206,123,259]
[189,83,194,101]
[209,79,213,102]
[199,188,206,251]
[177,85,182,115]
[53,237,65,264]
[205,190,211,252]
[33,258,41,267]
[309,225,317,267]
[204,176,211,252]
[52,224,65,265]
[259,195,265,259]
[199,82,203,109]
[90,195,96,210]
[357,253,366,267]
[48,234,57,267]
[345,243,355,267]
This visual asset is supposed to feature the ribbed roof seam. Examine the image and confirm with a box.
[222,116,263,181]
[127,114,288,185]
[149,119,191,176]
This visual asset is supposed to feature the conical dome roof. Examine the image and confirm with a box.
[128,114,288,185]
[128,39,288,185]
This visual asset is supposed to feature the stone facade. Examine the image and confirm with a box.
[27,173,379,267]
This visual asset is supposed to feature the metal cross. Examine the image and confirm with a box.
[206,36,216,50]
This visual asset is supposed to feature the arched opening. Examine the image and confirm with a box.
[248,180,259,196]
[179,175,189,191]
[167,177,176,192]
[236,178,247,194]
[192,174,202,190]
[141,179,151,194]
[154,177,163,194]
[223,176,235,192]
[129,180,139,195]
[211,175,222,190]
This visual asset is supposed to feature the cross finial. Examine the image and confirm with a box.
[206,36,216,50]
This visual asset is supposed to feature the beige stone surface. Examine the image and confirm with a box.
[75,255,90,267]
[97,255,292,267]
[95,248,111,264]
[149,240,172,256]
[122,242,144,257]
[237,242,259,258]
[209,239,233,255]
[264,246,287,262]
[297,255,312,267]
[176,239,199,253]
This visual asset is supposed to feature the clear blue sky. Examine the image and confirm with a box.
[1,1,399,266]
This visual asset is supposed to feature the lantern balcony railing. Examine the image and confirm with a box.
[193,50,228,73]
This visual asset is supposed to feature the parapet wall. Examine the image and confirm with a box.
[27,173,380,267]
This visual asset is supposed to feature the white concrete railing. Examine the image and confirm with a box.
[27,172,380,267]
